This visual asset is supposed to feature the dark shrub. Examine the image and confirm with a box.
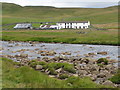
[38,61,47,65]
[59,74,68,79]
[97,58,108,65]
[109,70,120,84]
[63,66,76,74]
[49,68,57,75]
[29,62,38,68]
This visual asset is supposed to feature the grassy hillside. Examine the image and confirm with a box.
[2,2,118,27]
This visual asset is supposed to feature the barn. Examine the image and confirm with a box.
[40,25,59,29]
[14,23,33,29]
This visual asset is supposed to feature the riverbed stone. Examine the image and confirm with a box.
[95,78,105,84]
[97,72,106,78]
[88,53,96,56]
[49,75,56,78]
[78,70,88,76]
[15,44,21,46]
[20,54,28,58]
[61,52,71,55]
[97,51,108,55]
[56,68,62,73]
[8,45,14,47]
[36,65,43,70]
[102,80,115,87]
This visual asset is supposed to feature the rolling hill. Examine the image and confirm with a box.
[2,2,118,29]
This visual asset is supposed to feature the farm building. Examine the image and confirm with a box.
[56,21,90,29]
[40,25,59,29]
[13,21,90,30]
[14,23,33,29]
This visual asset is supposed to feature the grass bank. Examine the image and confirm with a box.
[2,29,119,45]
[2,58,112,88]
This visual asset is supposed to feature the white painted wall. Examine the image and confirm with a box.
[56,21,90,29]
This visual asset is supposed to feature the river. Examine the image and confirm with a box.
[1,41,119,62]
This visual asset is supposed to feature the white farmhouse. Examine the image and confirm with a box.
[56,21,90,29]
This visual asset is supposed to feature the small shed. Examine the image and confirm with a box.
[14,23,33,29]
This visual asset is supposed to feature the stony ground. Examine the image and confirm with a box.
[1,41,119,87]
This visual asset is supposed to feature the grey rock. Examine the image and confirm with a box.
[36,65,43,70]
[97,72,106,78]
[102,80,115,87]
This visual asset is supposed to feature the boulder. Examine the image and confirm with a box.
[8,45,14,47]
[88,53,96,56]
[56,68,62,73]
[40,45,45,47]
[12,51,17,53]
[97,72,106,78]
[15,44,21,46]
[49,75,56,78]
[41,53,46,56]
[95,78,105,84]
[100,70,109,75]
[92,75,97,81]
[78,70,88,76]
[97,52,108,55]
[20,54,28,58]
[89,64,99,71]
[35,48,39,51]
[73,74,78,77]
[102,80,115,87]
[61,52,71,55]
[91,71,99,75]
[46,51,56,56]
[105,64,114,71]
[36,65,43,70]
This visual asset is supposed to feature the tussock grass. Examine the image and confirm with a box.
[2,29,119,45]
[2,58,112,88]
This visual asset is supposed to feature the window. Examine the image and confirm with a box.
[65,23,67,28]
[70,23,72,28]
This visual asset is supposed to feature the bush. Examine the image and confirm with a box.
[49,68,57,75]
[43,62,76,74]
[66,76,99,88]
[59,74,69,79]
[63,66,76,74]
[13,62,21,66]
[97,63,104,67]
[29,62,38,68]
[63,63,76,74]
[28,60,37,65]
[38,61,47,65]
[55,63,64,69]
[97,58,108,65]
[109,70,120,84]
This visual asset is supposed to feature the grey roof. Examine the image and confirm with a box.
[57,21,89,23]
[14,23,32,29]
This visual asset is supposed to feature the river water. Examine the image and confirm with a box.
[1,41,119,62]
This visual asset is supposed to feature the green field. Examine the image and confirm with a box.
[2,58,112,88]
[2,29,119,45]
[2,2,118,29]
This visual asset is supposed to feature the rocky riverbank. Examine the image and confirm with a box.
[1,40,119,87]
